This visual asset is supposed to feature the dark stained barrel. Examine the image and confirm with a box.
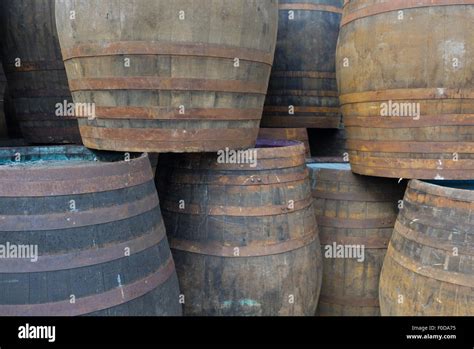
[158,140,322,316]
[0,146,181,316]
[258,128,311,156]
[337,1,474,179]
[0,0,81,144]
[261,0,343,129]
[0,64,8,138]
[55,0,278,153]
[309,162,405,315]
[379,179,474,316]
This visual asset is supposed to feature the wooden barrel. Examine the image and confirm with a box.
[337,1,474,179]
[261,0,343,129]
[309,162,405,315]
[258,128,311,156]
[55,0,278,153]
[379,179,474,316]
[0,64,8,138]
[0,0,81,144]
[157,140,322,316]
[0,146,181,316]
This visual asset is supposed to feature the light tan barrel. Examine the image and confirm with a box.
[337,0,474,179]
[55,0,278,152]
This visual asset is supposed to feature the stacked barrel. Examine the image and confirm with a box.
[335,0,474,316]
[260,0,344,157]
[0,0,472,319]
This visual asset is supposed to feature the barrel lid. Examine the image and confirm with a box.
[307,163,351,171]
[0,146,152,196]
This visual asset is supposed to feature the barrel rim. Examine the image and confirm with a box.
[410,179,474,202]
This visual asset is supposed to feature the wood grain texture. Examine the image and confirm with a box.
[157,140,323,316]
[379,179,474,316]
[0,0,81,144]
[262,0,343,128]
[0,147,181,316]
[309,163,405,315]
[55,0,278,152]
[337,0,474,179]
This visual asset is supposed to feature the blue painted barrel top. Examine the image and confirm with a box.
[424,180,474,191]
[307,163,351,171]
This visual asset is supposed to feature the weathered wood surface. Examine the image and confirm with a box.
[0,0,81,144]
[379,179,474,316]
[262,0,343,129]
[56,0,278,152]
[337,0,474,179]
[157,140,322,316]
[0,146,181,316]
[258,128,311,156]
[309,162,405,315]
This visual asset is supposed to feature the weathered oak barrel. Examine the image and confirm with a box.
[337,0,474,179]
[0,146,181,316]
[0,0,81,144]
[55,0,278,152]
[261,0,343,129]
[158,140,322,316]
[309,162,405,316]
[379,179,474,316]
[258,128,311,156]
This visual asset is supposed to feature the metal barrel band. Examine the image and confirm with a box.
[162,195,314,217]
[170,231,318,257]
[61,41,274,65]
[0,228,165,273]
[349,163,473,181]
[0,193,159,231]
[0,258,175,316]
[263,106,340,113]
[344,114,474,128]
[78,106,263,121]
[79,125,258,143]
[317,215,396,230]
[279,3,342,14]
[319,294,380,308]
[387,247,474,288]
[81,136,258,153]
[341,0,474,27]
[167,170,309,186]
[347,140,474,153]
[312,189,400,202]
[394,220,474,257]
[319,234,390,249]
[5,60,65,72]
[69,77,268,95]
[270,71,337,79]
[261,116,341,128]
[267,89,339,97]
[348,155,474,170]
[339,88,474,105]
